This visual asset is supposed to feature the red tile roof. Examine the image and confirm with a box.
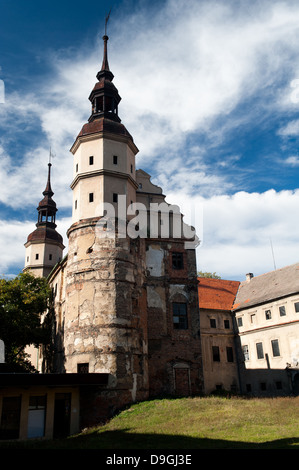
[198,277,240,311]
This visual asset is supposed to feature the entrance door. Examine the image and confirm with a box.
[174,368,190,396]
[0,396,21,440]
[53,393,71,438]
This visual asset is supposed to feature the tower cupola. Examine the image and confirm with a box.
[24,161,64,278]
[88,35,121,123]
[37,163,58,227]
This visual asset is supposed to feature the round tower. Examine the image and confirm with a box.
[63,33,149,414]
[24,162,64,278]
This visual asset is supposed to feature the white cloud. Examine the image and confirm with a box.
[165,188,299,280]
[2,0,299,277]
[0,216,71,277]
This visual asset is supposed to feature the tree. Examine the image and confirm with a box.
[198,271,221,279]
[0,272,52,372]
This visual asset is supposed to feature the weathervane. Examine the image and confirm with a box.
[49,147,55,164]
[105,8,112,36]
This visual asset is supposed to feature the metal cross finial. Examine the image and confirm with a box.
[49,147,55,165]
[105,8,112,36]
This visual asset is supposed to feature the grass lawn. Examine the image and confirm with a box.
[1,395,299,449]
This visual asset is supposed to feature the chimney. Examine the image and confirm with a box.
[246,273,254,282]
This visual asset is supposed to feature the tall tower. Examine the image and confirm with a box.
[63,33,148,417]
[70,34,138,224]
[24,162,64,278]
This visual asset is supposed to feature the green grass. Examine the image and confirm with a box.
[2,396,299,449]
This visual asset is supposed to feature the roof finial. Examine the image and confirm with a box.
[105,8,112,36]
[101,9,112,74]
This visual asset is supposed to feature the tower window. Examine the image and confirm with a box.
[76,163,78,172]
[131,164,133,173]
[113,155,118,165]
[77,363,89,374]
[75,200,77,210]
[172,302,188,329]
[113,193,118,203]
[35,254,39,260]
[89,156,94,165]
[89,193,94,203]
[172,252,184,269]
[49,254,52,261]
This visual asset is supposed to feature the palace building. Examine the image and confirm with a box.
[22,33,203,427]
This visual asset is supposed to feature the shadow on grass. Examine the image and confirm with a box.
[1,429,299,450]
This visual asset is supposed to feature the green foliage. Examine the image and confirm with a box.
[198,271,221,279]
[0,272,52,372]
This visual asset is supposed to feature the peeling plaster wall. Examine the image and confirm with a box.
[60,220,149,413]
[146,240,203,397]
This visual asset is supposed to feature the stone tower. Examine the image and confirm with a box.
[24,162,64,278]
[63,34,149,414]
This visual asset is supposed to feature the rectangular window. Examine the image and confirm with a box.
[35,254,39,260]
[89,193,94,203]
[242,345,249,361]
[250,314,256,324]
[294,302,299,313]
[210,318,216,328]
[113,193,118,203]
[265,309,272,320]
[226,346,234,362]
[173,302,188,329]
[271,339,280,357]
[256,342,264,359]
[260,382,267,391]
[172,252,184,270]
[89,156,94,165]
[224,319,230,329]
[131,164,133,173]
[113,155,118,165]
[276,381,282,390]
[237,317,243,327]
[279,305,286,316]
[28,395,46,439]
[76,163,78,172]
[212,346,220,362]
[75,200,77,210]
[49,254,52,261]
[77,363,89,374]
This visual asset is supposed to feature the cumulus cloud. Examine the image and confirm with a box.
[166,188,299,280]
[1,0,299,276]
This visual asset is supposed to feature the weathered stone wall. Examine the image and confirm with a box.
[146,240,203,397]
[62,218,149,415]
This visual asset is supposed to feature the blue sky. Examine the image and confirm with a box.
[1,0,299,280]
